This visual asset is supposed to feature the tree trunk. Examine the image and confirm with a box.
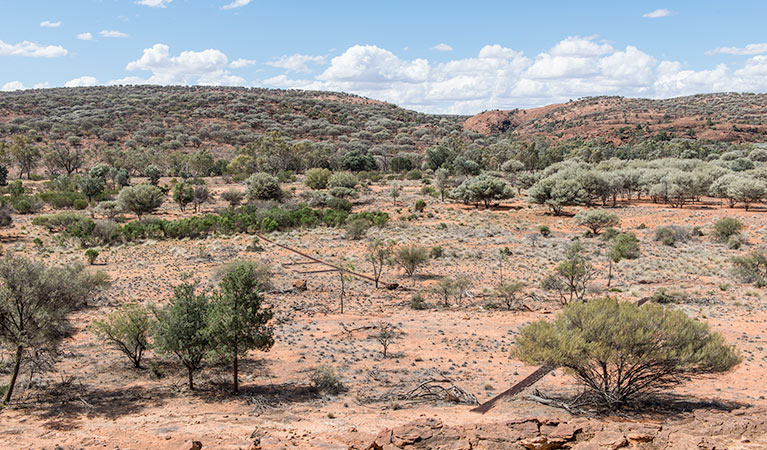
[232,353,239,394]
[188,367,195,390]
[607,259,613,288]
[3,345,23,406]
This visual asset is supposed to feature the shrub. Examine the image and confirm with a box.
[344,217,371,240]
[172,182,194,212]
[327,197,352,212]
[79,175,105,202]
[538,225,551,237]
[310,365,345,394]
[649,288,688,304]
[92,303,152,368]
[732,250,767,287]
[118,184,164,220]
[409,293,428,310]
[414,199,426,212]
[541,241,594,305]
[713,217,744,242]
[573,209,620,235]
[327,171,358,189]
[429,245,444,259]
[304,168,332,190]
[405,169,422,180]
[654,225,689,246]
[514,297,741,407]
[144,164,162,185]
[221,189,244,207]
[496,281,526,310]
[85,248,99,265]
[394,244,429,277]
[246,173,284,202]
[73,199,88,210]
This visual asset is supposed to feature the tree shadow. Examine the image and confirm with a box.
[15,381,174,430]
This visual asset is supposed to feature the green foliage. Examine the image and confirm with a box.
[85,248,99,265]
[538,225,551,237]
[573,209,620,235]
[450,174,513,207]
[327,171,358,189]
[154,280,212,390]
[310,365,346,394]
[654,225,690,247]
[144,165,163,186]
[732,250,767,287]
[514,297,741,406]
[409,293,429,310]
[713,217,744,242]
[93,303,152,369]
[649,288,688,304]
[340,150,377,172]
[528,175,588,215]
[541,241,594,304]
[79,175,105,202]
[344,217,371,240]
[118,184,164,219]
[207,261,274,393]
[221,189,244,207]
[414,199,426,212]
[609,232,640,262]
[495,281,526,310]
[304,168,332,190]
[245,172,284,202]
[394,244,429,277]
[172,182,195,212]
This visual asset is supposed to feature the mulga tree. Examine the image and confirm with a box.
[207,261,274,394]
[172,181,194,212]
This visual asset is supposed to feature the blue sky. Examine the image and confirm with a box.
[2,1,767,113]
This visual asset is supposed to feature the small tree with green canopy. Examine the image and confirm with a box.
[172,181,194,212]
[607,232,640,287]
[144,164,162,186]
[434,167,450,201]
[304,168,332,190]
[367,239,394,288]
[79,175,105,202]
[245,172,284,202]
[154,280,212,390]
[0,256,108,406]
[495,281,526,310]
[93,303,152,369]
[541,241,594,304]
[450,174,513,207]
[394,244,429,277]
[118,184,164,220]
[207,261,274,394]
[573,209,620,236]
[514,297,741,407]
[528,175,588,216]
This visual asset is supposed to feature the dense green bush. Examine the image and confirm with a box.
[713,217,744,242]
[304,168,332,190]
[245,172,284,202]
[514,297,741,407]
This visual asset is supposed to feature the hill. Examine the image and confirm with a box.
[464,93,767,143]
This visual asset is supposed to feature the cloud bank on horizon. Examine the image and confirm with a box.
[3,2,767,114]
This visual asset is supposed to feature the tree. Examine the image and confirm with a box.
[192,185,210,213]
[528,175,588,215]
[434,168,450,201]
[394,244,429,277]
[245,172,284,202]
[430,277,457,307]
[207,261,274,394]
[541,241,595,304]
[9,135,41,179]
[367,239,393,288]
[450,174,513,207]
[79,175,105,202]
[496,281,525,310]
[172,182,194,212]
[0,256,107,406]
[389,183,402,206]
[44,145,84,175]
[369,323,402,358]
[336,258,355,314]
[514,297,741,407]
[144,165,162,186]
[607,232,640,287]
[727,177,766,211]
[93,303,152,369]
[304,168,332,190]
[340,150,377,172]
[117,184,164,220]
[573,209,620,235]
[154,280,212,390]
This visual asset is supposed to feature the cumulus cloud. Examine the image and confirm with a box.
[229,58,256,68]
[431,43,453,52]
[707,43,767,56]
[0,39,67,57]
[643,9,672,18]
[64,76,98,87]
[261,36,767,114]
[222,0,250,9]
[136,0,172,7]
[40,20,62,28]
[100,30,128,38]
[124,43,245,86]
[1,81,25,91]
[267,54,325,73]
[77,32,93,41]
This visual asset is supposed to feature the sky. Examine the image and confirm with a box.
[2,1,767,114]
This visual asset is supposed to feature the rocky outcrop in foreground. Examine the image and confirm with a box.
[354,407,767,450]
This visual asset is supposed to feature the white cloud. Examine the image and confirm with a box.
[222,0,251,9]
[1,81,25,92]
[33,82,51,89]
[40,20,62,28]
[706,43,767,56]
[431,43,453,52]
[136,0,172,7]
[124,43,245,86]
[261,36,767,114]
[100,30,129,38]
[0,39,67,57]
[643,9,672,18]
[64,76,98,87]
[229,58,256,68]
[77,32,93,41]
[267,54,325,73]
